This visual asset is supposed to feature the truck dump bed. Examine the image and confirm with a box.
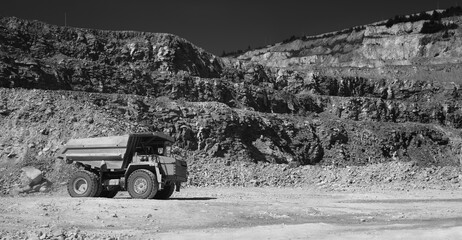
[59,132,175,170]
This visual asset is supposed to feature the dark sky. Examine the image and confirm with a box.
[1,0,460,55]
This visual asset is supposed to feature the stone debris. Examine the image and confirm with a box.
[0,227,132,240]
[21,166,43,186]
[8,166,52,195]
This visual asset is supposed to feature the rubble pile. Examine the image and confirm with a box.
[10,166,51,194]
[188,159,461,190]
[0,227,132,240]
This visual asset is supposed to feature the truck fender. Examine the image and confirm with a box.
[154,164,163,189]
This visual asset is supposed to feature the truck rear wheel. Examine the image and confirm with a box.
[67,170,100,197]
[127,169,158,199]
[154,183,175,199]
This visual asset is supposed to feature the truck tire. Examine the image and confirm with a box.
[154,183,175,199]
[127,169,158,199]
[67,170,100,197]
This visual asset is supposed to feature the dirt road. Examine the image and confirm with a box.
[0,187,461,239]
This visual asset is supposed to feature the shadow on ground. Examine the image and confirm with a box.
[114,195,217,201]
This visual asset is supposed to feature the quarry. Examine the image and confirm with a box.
[1,7,462,240]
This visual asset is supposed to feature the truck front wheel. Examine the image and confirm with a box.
[127,169,158,199]
[67,170,100,197]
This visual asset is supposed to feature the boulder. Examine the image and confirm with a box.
[20,166,43,187]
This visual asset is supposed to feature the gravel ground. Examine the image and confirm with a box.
[1,186,462,240]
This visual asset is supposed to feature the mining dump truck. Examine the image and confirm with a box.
[58,132,187,199]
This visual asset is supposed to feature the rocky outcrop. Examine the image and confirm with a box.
[0,16,222,92]
[364,21,425,36]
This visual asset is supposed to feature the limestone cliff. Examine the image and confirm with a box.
[235,14,462,70]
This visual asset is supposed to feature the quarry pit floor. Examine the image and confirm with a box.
[1,187,462,239]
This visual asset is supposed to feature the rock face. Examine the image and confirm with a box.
[0,87,460,191]
[1,10,462,189]
[236,16,462,69]
[0,17,222,93]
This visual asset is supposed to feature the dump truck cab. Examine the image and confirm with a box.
[59,132,187,199]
